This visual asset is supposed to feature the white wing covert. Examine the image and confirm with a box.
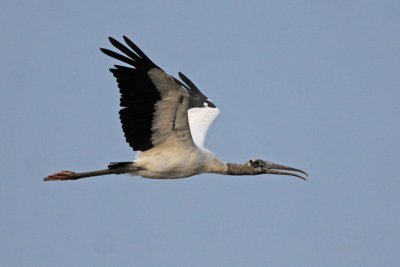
[188,106,220,147]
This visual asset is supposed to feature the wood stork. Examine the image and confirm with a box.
[44,36,307,181]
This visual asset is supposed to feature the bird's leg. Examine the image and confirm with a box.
[44,169,125,181]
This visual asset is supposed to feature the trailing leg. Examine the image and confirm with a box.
[44,168,126,181]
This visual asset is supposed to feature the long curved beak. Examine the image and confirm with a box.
[265,161,308,180]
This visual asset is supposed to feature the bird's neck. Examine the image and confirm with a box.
[207,161,257,176]
[226,163,258,175]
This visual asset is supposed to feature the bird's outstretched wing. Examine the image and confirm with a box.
[100,36,194,151]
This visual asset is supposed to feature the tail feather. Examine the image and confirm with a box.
[108,161,133,169]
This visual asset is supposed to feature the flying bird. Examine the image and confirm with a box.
[45,36,307,181]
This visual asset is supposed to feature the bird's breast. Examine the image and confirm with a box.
[133,145,215,179]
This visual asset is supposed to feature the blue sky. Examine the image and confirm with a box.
[1,1,400,266]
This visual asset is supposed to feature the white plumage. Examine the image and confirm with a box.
[188,106,220,147]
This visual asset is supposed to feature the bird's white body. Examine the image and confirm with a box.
[134,145,225,179]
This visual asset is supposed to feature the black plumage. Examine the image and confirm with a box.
[100,37,161,151]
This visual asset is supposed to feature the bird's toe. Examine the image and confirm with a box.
[44,171,77,181]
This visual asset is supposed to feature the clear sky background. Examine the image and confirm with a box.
[1,1,399,266]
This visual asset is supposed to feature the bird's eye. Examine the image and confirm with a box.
[250,160,261,167]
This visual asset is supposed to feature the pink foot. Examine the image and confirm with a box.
[44,170,77,181]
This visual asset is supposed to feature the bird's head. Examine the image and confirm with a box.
[248,159,308,180]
